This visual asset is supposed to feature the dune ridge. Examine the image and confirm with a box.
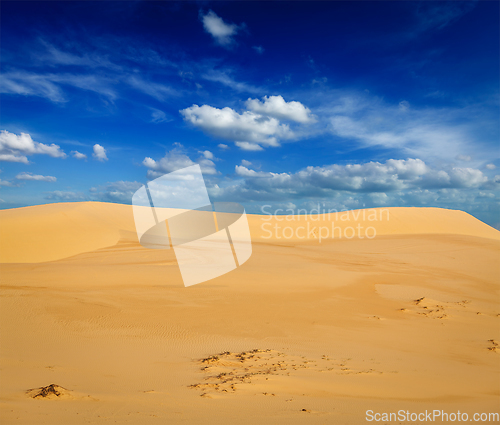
[0,202,498,263]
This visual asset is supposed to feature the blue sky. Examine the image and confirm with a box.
[1,1,499,226]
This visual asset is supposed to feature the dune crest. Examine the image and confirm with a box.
[0,202,498,264]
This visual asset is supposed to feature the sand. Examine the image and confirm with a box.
[0,202,499,424]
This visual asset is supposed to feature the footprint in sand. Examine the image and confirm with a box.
[487,340,499,353]
[189,349,385,396]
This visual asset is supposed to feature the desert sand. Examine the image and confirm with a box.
[0,202,499,424]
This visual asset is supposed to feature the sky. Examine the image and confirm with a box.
[1,1,499,227]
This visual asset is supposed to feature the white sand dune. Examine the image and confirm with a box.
[0,202,499,424]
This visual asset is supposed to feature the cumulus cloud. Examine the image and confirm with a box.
[200,150,214,160]
[181,104,294,150]
[92,144,108,161]
[72,150,87,159]
[143,148,218,179]
[218,144,230,150]
[0,130,66,163]
[200,10,243,47]
[15,172,56,182]
[448,167,487,188]
[90,181,142,203]
[235,165,269,178]
[245,95,316,123]
[486,163,496,170]
[223,158,495,204]
[45,190,87,201]
[241,159,252,167]
[235,142,264,151]
[0,179,15,187]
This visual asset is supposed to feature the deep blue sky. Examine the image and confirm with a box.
[1,1,499,226]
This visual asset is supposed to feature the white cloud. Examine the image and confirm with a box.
[0,130,66,163]
[181,104,293,150]
[15,172,56,182]
[0,72,117,102]
[150,108,172,123]
[71,150,87,160]
[92,144,108,161]
[1,70,176,105]
[45,191,87,201]
[456,154,471,161]
[0,71,66,102]
[37,40,120,70]
[0,154,30,163]
[218,144,230,150]
[235,165,268,178]
[90,181,142,203]
[415,1,476,32]
[245,95,316,123]
[201,70,261,94]
[235,142,264,151]
[398,100,410,111]
[329,111,474,162]
[143,149,218,179]
[218,159,496,204]
[448,167,487,188]
[126,76,178,101]
[241,159,252,167]
[200,10,243,47]
[0,179,14,187]
[200,150,214,160]
[486,163,496,170]
[307,89,498,164]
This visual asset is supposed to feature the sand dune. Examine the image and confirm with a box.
[0,202,499,424]
[1,201,498,263]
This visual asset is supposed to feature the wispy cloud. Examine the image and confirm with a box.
[0,71,118,102]
[150,108,173,123]
[35,40,122,70]
[126,76,179,101]
[15,172,56,182]
[0,72,66,102]
[414,1,477,33]
[201,70,261,94]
